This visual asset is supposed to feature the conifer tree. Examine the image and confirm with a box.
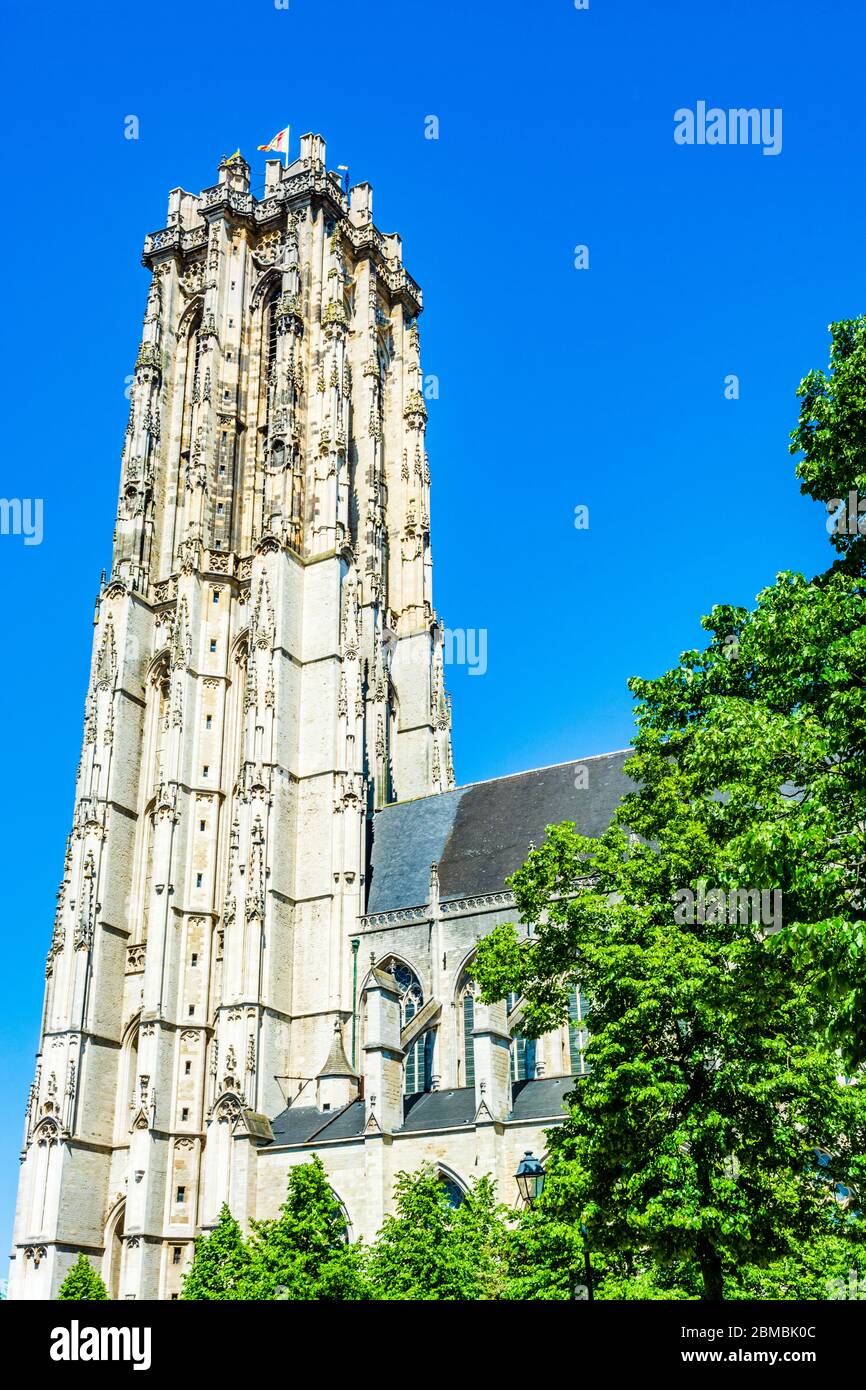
[246,1156,365,1300]
[57,1253,109,1300]
[181,1204,252,1300]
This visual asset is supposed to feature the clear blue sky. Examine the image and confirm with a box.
[1,0,863,1261]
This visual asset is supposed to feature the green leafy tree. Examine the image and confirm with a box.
[475,820,863,1301]
[57,1253,109,1300]
[791,314,866,573]
[625,569,866,1069]
[502,1162,595,1300]
[246,1156,366,1300]
[729,1234,866,1301]
[365,1166,510,1300]
[620,319,866,1069]
[181,1204,252,1300]
[451,1174,511,1300]
[471,319,866,1300]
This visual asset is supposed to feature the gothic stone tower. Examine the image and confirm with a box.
[9,136,453,1299]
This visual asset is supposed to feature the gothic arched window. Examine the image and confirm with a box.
[115,1021,140,1143]
[104,1200,126,1301]
[385,960,433,1096]
[325,1185,351,1243]
[511,1033,537,1082]
[568,987,590,1075]
[179,309,203,461]
[266,287,279,377]
[438,1172,465,1209]
[457,976,475,1088]
[262,285,280,428]
[134,658,171,944]
[507,991,536,1082]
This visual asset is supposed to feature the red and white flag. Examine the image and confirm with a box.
[257,126,289,156]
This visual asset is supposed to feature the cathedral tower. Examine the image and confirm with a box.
[9,137,453,1299]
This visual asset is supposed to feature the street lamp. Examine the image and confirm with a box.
[515,1151,545,1205]
[580,1222,594,1302]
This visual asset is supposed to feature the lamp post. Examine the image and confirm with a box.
[580,1222,593,1302]
[515,1151,545,1206]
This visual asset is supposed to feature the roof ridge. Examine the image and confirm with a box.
[376,748,633,810]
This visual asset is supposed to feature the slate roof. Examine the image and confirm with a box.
[266,1077,579,1148]
[268,1101,366,1147]
[316,1022,359,1080]
[510,1075,578,1120]
[400,1086,478,1132]
[366,749,634,914]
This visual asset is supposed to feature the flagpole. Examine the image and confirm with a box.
[284,125,290,171]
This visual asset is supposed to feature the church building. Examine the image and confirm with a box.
[8,137,632,1299]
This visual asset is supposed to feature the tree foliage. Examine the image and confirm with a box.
[57,1252,110,1300]
[474,818,865,1300]
[246,1155,365,1300]
[178,1163,515,1302]
[791,315,866,572]
[181,1204,252,1300]
[472,318,866,1299]
[365,1167,510,1300]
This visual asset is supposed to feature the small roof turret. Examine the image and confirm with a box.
[317,1020,358,1080]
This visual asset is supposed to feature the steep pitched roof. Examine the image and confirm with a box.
[366,749,634,914]
[268,1100,366,1147]
[316,1021,359,1081]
